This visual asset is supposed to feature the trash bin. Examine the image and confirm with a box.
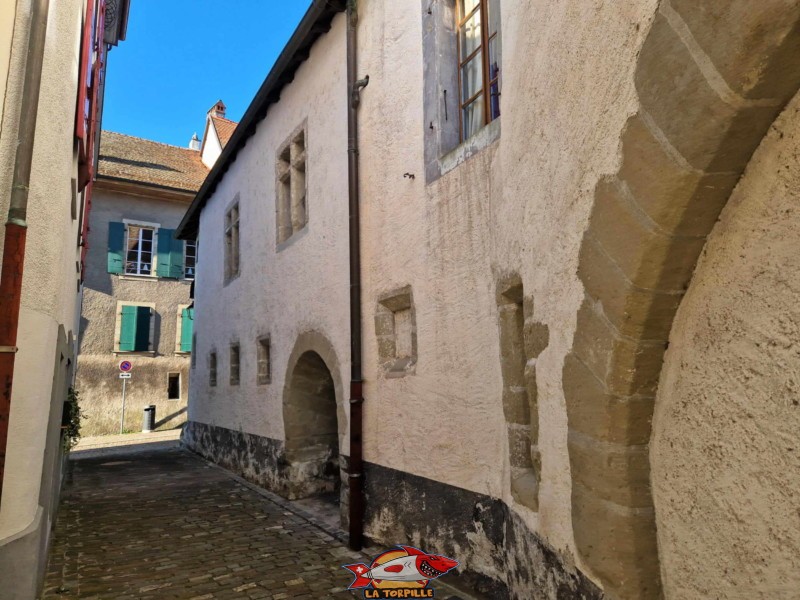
[142,405,156,433]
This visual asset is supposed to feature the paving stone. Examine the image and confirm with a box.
[43,448,359,599]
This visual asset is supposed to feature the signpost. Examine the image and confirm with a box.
[118,360,133,433]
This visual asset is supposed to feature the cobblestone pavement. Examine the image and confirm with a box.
[43,448,364,599]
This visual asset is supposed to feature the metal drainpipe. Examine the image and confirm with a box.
[0,0,51,505]
[347,0,369,552]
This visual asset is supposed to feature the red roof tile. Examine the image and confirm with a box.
[210,116,238,148]
[97,131,208,192]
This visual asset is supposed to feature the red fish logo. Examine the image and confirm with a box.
[343,545,458,596]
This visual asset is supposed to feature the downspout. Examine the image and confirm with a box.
[0,0,51,504]
[347,0,369,552]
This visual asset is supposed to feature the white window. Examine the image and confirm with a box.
[184,239,198,279]
[124,221,159,276]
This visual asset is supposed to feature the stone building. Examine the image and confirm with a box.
[177,1,800,599]
[0,0,129,596]
[75,132,204,435]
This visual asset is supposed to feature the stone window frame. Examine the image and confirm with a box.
[113,300,156,355]
[167,372,181,401]
[496,274,549,513]
[275,121,308,250]
[209,349,217,387]
[256,335,271,386]
[224,196,240,285]
[422,0,502,184]
[230,341,241,386]
[375,285,418,378]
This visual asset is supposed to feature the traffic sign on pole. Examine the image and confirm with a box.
[119,373,132,379]
[119,360,133,372]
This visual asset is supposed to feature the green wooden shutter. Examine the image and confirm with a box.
[180,307,194,352]
[119,305,137,351]
[170,237,185,278]
[107,222,125,274]
[156,230,186,279]
[134,306,152,351]
[156,229,176,278]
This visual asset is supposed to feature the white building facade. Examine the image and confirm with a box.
[178,1,800,599]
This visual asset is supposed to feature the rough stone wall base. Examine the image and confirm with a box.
[182,421,602,599]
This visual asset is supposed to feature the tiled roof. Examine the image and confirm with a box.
[97,131,208,193]
[210,116,237,148]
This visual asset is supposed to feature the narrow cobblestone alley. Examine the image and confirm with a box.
[42,447,366,600]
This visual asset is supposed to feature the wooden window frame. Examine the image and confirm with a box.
[122,220,160,277]
[184,239,198,280]
[456,0,500,141]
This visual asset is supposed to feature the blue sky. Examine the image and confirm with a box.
[102,1,312,147]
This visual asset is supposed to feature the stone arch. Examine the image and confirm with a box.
[282,331,345,500]
[563,2,800,598]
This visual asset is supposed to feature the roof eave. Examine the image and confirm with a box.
[175,0,347,240]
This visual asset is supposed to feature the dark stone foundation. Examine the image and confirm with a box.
[182,421,604,600]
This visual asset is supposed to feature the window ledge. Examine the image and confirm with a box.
[437,118,501,181]
[118,274,159,282]
[114,351,156,356]
[223,272,241,287]
[174,351,191,356]
[276,225,309,253]
[385,356,417,379]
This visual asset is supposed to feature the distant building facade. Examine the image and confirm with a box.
[76,110,236,436]
[0,1,129,597]
[177,2,800,600]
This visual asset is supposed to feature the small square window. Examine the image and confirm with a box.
[168,373,180,400]
[230,343,240,386]
[257,337,271,385]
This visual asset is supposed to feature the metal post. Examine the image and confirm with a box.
[119,378,127,434]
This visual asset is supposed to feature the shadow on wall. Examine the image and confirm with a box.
[155,406,187,429]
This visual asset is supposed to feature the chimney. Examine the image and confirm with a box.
[189,132,201,151]
[208,100,226,119]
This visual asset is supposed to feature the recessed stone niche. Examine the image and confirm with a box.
[375,286,417,378]
[497,275,549,512]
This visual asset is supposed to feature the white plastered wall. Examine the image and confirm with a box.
[190,14,350,452]
[356,0,657,560]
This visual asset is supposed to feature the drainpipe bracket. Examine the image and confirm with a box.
[0,347,18,353]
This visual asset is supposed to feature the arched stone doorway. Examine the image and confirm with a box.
[282,332,345,503]
[562,2,800,598]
